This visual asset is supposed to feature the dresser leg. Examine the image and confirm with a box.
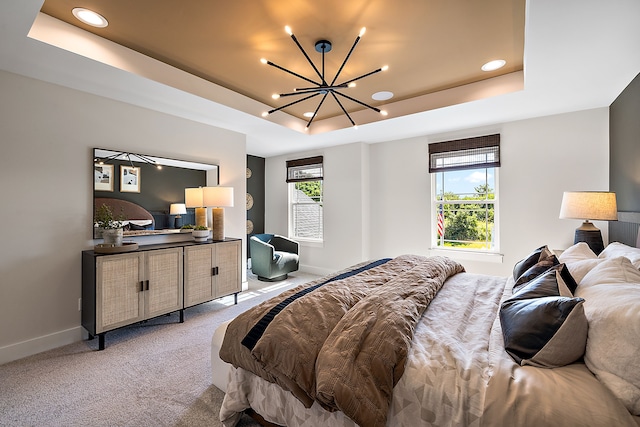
[234,293,238,305]
[98,333,105,351]
[179,309,184,323]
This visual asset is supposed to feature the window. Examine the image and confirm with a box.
[429,134,500,252]
[287,156,323,240]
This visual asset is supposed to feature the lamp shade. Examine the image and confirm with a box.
[559,191,618,221]
[203,186,234,207]
[185,187,204,208]
[169,203,187,215]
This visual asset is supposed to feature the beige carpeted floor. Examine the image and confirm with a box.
[0,270,318,427]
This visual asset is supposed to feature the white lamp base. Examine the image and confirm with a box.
[212,207,225,241]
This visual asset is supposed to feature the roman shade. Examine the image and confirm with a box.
[286,156,323,183]
[429,134,500,173]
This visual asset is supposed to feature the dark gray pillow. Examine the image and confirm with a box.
[500,296,587,368]
[513,245,554,281]
[513,255,559,290]
[500,265,587,368]
[512,262,578,295]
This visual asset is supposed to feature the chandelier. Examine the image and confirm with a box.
[261,26,388,130]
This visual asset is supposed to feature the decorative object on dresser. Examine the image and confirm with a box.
[82,238,241,350]
[192,225,210,242]
[94,203,125,246]
[203,186,234,240]
[169,203,187,228]
[559,191,617,254]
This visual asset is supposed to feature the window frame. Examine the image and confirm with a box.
[286,156,324,242]
[429,135,500,253]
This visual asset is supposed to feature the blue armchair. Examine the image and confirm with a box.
[249,234,299,281]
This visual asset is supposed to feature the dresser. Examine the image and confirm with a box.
[82,238,241,350]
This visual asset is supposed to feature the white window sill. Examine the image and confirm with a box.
[428,248,503,264]
[293,238,324,248]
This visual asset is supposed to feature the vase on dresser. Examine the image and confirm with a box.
[102,228,124,246]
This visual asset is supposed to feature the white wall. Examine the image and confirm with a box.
[265,143,371,274]
[265,108,610,277]
[0,70,247,364]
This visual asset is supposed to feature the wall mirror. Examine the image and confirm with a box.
[93,148,219,237]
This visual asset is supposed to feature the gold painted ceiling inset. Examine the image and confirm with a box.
[39,0,525,131]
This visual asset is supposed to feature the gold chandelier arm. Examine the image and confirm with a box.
[264,60,321,86]
[305,93,329,129]
[330,92,356,127]
[340,67,384,86]
[334,91,381,113]
[267,92,321,115]
[289,33,326,84]
[330,33,363,86]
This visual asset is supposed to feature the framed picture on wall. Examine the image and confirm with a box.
[120,165,140,193]
[94,164,114,192]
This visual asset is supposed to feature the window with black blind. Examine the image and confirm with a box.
[286,156,323,240]
[429,135,500,251]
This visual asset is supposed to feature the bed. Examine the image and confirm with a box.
[212,247,640,426]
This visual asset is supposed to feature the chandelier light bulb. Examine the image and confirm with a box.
[348,82,356,88]
[359,27,367,37]
[285,26,293,35]
[272,94,280,99]
[381,65,389,72]
[380,110,388,116]
[260,58,268,65]
[261,112,269,117]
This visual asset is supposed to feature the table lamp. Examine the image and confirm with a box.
[203,186,234,240]
[169,203,187,229]
[185,187,207,228]
[559,191,617,254]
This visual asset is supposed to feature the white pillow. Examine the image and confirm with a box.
[577,281,640,415]
[564,258,604,284]
[558,242,597,263]
[598,242,640,269]
[579,256,640,289]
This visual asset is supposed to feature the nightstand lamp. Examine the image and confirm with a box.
[169,203,187,229]
[203,186,234,240]
[559,191,617,254]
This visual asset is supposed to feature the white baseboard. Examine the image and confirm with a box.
[0,326,82,366]
[299,264,334,277]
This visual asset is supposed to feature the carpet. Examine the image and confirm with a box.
[0,270,318,427]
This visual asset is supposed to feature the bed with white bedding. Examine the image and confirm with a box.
[212,247,640,427]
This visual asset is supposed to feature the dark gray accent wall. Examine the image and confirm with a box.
[609,72,640,245]
[246,155,265,257]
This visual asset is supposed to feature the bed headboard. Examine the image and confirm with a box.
[609,212,640,248]
[94,197,155,229]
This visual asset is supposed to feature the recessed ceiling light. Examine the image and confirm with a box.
[372,91,394,101]
[72,8,108,27]
[481,59,506,72]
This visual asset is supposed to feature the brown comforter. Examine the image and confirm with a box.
[220,255,464,427]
